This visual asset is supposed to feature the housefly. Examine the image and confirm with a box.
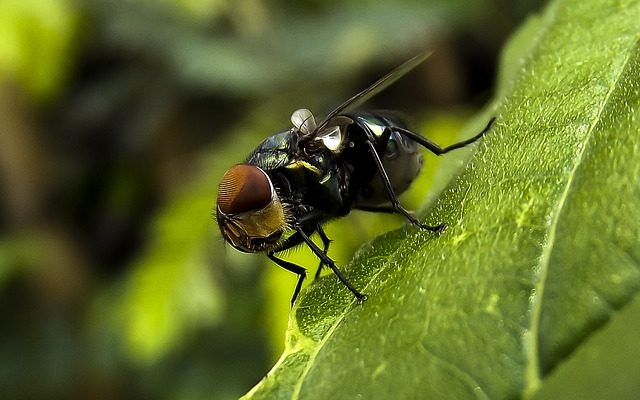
[215,52,494,306]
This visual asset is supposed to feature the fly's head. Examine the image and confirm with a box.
[216,164,290,253]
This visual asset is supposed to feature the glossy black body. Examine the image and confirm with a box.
[246,111,421,251]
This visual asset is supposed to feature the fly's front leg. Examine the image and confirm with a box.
[267,223,318,307]
[287,211,330,280]
[267,252,307,307]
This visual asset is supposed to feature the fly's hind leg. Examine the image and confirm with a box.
[356,116,445,233]
[392,117,495,155]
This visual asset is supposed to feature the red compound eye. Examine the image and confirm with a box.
[217,165,272,214]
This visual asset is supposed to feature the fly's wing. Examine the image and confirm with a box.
[314,51,432,133]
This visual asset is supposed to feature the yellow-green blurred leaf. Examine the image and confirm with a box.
[0,0,79,100]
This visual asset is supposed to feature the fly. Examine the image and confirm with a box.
[215,52,495,307]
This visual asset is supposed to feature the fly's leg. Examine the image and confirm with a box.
[267,252,307,308]
[267,254,306,307]
[295,225,367,303]
[392,117,495,155]
[275,212,329,281]
[314,225,332,280]
[356,117,445,232]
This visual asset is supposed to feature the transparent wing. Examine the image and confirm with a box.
[315,51,432,133]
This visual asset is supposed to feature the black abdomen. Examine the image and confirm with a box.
[343,111,423,207]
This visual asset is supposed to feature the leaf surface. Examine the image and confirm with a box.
[245,0,640,398]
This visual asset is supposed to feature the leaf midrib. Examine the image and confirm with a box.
[523,37,639,396]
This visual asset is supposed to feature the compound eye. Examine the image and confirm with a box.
[217,165,273,214]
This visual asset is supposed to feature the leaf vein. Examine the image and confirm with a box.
[523,37,639,395]
[416,342,490,400]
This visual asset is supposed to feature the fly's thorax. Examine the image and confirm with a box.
[216,164,291,253]
[246,130,297,170]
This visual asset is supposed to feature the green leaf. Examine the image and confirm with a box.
[244,0,640,398]
[531,295,640,400]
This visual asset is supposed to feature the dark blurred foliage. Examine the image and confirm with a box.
[0,0,543,399]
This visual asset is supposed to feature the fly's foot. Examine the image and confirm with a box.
[412,220,447,233]
[356,293,368,304]
[432,223,447,234]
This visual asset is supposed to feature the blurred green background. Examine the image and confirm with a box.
[0,0,542,399]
